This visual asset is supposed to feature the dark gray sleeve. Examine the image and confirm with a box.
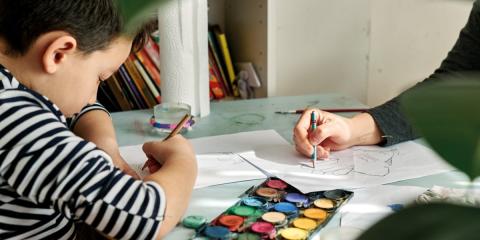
[367,1,480,146]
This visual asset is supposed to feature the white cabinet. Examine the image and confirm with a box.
[208,0,472,105]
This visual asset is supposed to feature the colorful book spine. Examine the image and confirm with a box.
[134,58,162,104]
[106,75,132,111]
[209,62,225,100]
[113,73,136,109]
[208,31,231,96]
[118,65,147,109]
[136,49,162,88]
[214,29,239,97]
[144,37,161,67]
[124,57,157,108]
[208,50,227,99]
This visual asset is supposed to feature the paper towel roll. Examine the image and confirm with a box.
[157,0,209,117]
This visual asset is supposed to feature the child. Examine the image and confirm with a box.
[0,0,197,239]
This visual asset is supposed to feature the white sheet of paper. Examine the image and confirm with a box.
[118,144,151,178]
[339,185,427,231]
[192,152,265,189]
[120,129,454,192]
[235,130,454,192]
[118,132,270,188]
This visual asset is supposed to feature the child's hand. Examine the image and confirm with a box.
[293,109,354,159]
[142,156,162,174]
[117,160,141,179]
[142,135,196,167]
[142,136,197,239]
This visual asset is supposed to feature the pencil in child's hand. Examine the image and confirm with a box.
[164,114,191,141]
[142,113,191,172]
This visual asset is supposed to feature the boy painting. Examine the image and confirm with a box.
[0,0,197,239]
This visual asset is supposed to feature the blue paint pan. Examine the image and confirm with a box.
[274,202,298,214]
[242,197,267,208]
[204,226,231,239]
[285,193,309,206]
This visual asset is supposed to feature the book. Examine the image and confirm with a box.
[208,49,227,99]
[209,60,226,100]
[118,65,147,109]
[136,49,162,88]
[112,74,136,109]
[98,82,120,112]
[213,26,239,97]
[133,58,162,104]
[114,71,139,110]
[95,35,164,112]
[144,37,161,67]
[124,57,157,108]
[208,31,231,96]
[105,75,132,111]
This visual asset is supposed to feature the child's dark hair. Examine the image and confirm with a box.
[0,0,156,56]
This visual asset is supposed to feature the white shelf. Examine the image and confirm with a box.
[208,0,273,98]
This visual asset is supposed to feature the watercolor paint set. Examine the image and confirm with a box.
[182,177,353,240]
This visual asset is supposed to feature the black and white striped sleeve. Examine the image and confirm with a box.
[68,103,110,130]
[0,90,165,239]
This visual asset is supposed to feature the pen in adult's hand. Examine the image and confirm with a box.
[310,111,317,168]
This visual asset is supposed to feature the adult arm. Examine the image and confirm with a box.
[294,1,480,158]
[368,0,480,146]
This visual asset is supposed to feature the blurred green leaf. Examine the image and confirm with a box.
[117,0,167,34]
[364,78,480,239]
[357,203,480,240]
[401,79,480,179]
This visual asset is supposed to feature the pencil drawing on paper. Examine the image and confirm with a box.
[300,158,354,175]
[300,148,399,177]
[353,148,398,176]
[198,152,247,166]
[212,152,246,165]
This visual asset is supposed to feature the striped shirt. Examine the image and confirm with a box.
[0,65,165,239]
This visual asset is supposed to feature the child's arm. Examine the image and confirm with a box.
[73,111,198,238]
[142,136,198,239]
[71,108,139,179]
[0,93,196,239]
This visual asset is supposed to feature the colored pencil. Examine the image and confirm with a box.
[142,114,192,171]
[164,114,192,141]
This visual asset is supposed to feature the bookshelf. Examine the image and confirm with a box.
[98,0,273,113]
[98,37,162,113]
[208,0,273,99]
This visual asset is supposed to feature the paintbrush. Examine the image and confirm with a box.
[275,108,368,114]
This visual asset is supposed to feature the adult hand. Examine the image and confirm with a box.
[293,109,354,159]
[293,109,383,159]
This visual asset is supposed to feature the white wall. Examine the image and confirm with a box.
[272,0,472,106]
[273,0,371,102]
[368,0,472,106]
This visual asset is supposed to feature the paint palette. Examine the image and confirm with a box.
[184,177,353,240]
